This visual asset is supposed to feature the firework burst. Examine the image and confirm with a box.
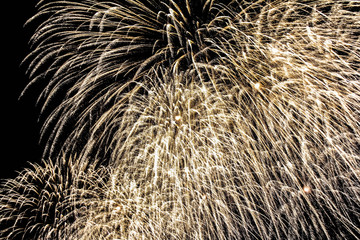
[2,0,360,239]
[0,157,108,239]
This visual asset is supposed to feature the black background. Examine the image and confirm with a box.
[2,1,42,179]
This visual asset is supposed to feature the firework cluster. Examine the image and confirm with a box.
[1,0,360,239]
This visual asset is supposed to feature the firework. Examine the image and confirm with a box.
[2,0,360,239]
[0,157,108,239]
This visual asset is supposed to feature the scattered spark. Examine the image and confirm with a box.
[254,82,261,91]
[270,47,280,55]
[174,115,182,122]
[303,186,311,194]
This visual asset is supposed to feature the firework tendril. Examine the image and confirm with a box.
[1,0,360,239]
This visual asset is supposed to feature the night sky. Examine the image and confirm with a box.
[3,1,42,179]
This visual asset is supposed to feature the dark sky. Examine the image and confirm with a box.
[3,1,42,179]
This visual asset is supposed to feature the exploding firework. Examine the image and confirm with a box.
[0,157,109,239]
[2,0,360,239]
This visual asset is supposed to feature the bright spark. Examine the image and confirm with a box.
[174,115,182,121]
[254,82,261,90]
[303,186,311,194]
